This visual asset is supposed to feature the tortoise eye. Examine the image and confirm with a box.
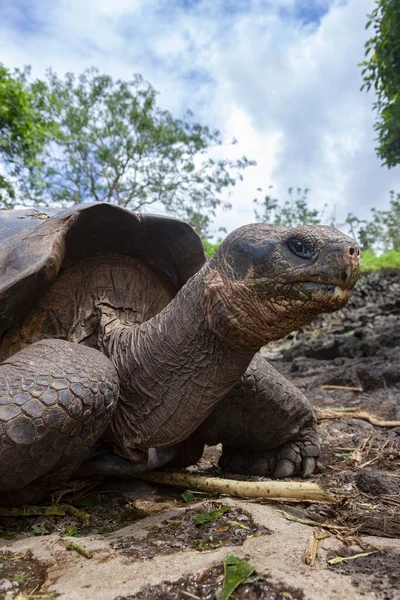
[287,239,312,259]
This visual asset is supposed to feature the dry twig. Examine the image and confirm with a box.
[304,528,330,566]
[319,385,363,392]
[0,504,90,525]
[316,408,400,427]
[135,472,336,503]
[277,510,349,531]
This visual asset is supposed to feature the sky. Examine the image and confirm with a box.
[1,0,399,236]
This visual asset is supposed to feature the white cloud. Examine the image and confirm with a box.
[0,0,398,235]
[94,0,143,16]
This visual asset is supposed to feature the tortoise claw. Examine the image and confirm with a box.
[147,447,176,469]
[301,456,316,479]
[273,458,296,479]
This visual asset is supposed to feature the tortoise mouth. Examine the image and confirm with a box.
[302,281,349,294]
[298,281,351,305]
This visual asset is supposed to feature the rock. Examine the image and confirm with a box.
[356,469,400,496]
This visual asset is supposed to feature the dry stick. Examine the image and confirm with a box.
[181,592,202,600]
[316,408,400,428]
[134,472,336,503]
[0,504,90,524]
[304,528,330,566]
[12,595,56,599]
[319,385,364,392]
[324,407,363,412]
[277,510,349,530]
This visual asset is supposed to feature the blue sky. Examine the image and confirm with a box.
[0,0,399,235]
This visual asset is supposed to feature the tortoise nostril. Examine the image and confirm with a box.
[349,247,356,256]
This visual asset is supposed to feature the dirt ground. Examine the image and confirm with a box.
[0,271,399,600]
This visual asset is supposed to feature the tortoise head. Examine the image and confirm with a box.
[206,223,360,347]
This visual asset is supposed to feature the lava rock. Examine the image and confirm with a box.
[356,468,400,496]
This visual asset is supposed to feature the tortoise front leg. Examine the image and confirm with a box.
[174,353,320,478]
[0,339,119,505]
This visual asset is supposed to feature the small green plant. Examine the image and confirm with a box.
[61,525,79,537]
[193,506,231,525]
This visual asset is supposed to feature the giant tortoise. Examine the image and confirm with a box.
[0,203,360,504]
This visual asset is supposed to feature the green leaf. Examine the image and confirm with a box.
[181,489,219,503]
[61,525,79,537]
[181,490,196,503]
[216,554,255,600]
[30,521,49,536]
[334,453,351,461]
[193,506,231,525]
[90,527,112,534]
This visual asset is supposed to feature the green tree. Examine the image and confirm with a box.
[202,239,221,259]
[0,66,254,236]
[372,190,400,251]
[0,65,56,208]
[360,0,400,167]
[344,213,368,248]
[254,187,325,227]
[351,191,400,251]
[348,214,383,251]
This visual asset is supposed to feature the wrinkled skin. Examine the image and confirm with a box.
[0,213,360,505]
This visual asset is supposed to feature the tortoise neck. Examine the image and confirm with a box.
[102,264,255,457]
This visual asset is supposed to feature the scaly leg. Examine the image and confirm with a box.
[174,353,320,478]
[0,339,119,505]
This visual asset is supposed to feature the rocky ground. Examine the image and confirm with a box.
[0,271,399,600]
